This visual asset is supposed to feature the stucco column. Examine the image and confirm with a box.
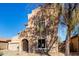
[19,39,23,55]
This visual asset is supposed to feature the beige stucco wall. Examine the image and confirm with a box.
[48,41,58,55]
[0,42,8,50]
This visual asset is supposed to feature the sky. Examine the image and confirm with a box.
[0,3,67,41]
[58,15,67,41]
[0,3,40,38]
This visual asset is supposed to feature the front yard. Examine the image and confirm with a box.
[0,50,65,56]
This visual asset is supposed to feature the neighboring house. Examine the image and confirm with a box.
[59,34,79,53]
[70,34,79,52]
[0,38,11,50]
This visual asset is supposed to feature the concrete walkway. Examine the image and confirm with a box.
[0,50,65,56]
[0,50,41,56]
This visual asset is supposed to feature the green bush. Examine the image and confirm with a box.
[0,51,3,56]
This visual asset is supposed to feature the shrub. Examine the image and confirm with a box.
[0,51,3,56]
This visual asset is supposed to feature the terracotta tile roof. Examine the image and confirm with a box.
[71,34,79,39]
[0,38,11,42]
[63,34,79,45]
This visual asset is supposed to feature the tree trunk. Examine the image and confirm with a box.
[65,30,71,56]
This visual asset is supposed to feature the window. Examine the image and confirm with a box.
[38,39,45,48]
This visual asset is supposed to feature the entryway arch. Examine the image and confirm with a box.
[22,39,29,52]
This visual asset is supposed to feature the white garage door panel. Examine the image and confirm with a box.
[8,43,19,51]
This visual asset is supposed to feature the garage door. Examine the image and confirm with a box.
[8,43,19,51]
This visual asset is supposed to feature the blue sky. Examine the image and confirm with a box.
[58,23,67,41]
[0,3,40,38]
[0,3,66,41]
[58,15,67,41]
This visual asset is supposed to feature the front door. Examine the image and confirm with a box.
[22,39,29,52]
